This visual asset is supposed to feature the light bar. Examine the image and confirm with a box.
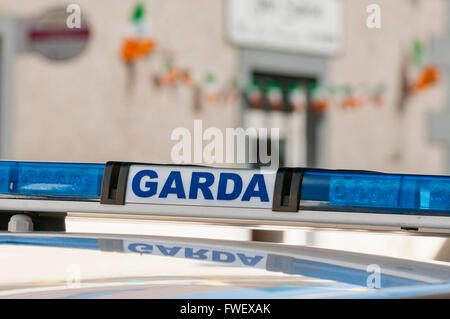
[0,161,104,199]
[0,161,449,231]
[300,170,450,215]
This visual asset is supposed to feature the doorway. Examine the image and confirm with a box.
[245,71,323,168]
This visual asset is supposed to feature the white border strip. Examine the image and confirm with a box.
[0,199,449,230]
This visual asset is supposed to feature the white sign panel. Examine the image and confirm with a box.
[228,0,342,56]
[125,165,276,208]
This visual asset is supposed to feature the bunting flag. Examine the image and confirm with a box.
[128,25,438,113]
[371,84,386,107]
[310,84,330,113]
[266,82,284,111]
[288,84,306,112]
[153,60,193,88]
[147,57,443,113]
[121,3,156,63]
[245,81,264,109]
[224,79,240,103]
[412,65,440,92]
[340,86,365,109]
[179,69,193,87]
[410,39,440,93]
[160,60,179,86]
[203,74,221,103]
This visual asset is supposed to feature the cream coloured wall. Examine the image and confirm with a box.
[328,0,447,174]
[3,0,239,164]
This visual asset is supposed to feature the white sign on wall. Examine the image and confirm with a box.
[227,0,343,56]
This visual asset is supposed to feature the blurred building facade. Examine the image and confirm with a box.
[0,0,448,175]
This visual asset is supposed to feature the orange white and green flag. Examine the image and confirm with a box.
[121,3,156,63]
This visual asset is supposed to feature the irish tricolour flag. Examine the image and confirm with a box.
[121,3,156,63]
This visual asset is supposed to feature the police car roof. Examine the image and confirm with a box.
[0,232,449,299]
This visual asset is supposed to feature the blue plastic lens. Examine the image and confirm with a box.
[300,171,450,214]
[0,161,104,198]
[329,175,401,208]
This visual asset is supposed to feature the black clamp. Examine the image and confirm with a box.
[272,167,305,212]
[100,162,131,205]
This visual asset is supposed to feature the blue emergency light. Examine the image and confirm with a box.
[0,161,104,199]
[300,170,450,215]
